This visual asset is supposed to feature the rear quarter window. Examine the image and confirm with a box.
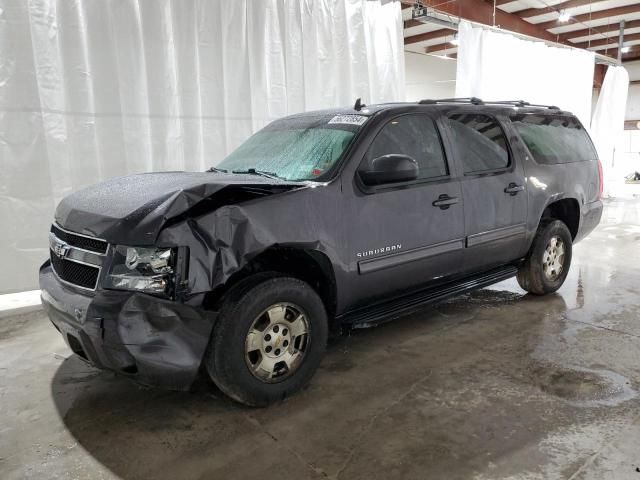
[511,114,597,164]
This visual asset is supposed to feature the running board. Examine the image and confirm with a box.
[339,266,518,329]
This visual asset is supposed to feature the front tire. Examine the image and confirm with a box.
[517,219,573,295]
[206,275,328,406]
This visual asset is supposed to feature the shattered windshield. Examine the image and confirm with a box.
[216,113,367,181]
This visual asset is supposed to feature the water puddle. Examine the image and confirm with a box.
[528,363,636,407]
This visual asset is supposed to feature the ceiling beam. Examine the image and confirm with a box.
[404,28,453,45]
[425,42,456,53]
[403,12,436,28]
[403,0,561,42]
[573,32,640,50]
[404,18,424,29]
[599,44,640,60]
[535,4,640,31]
[622,46,640,58]
[515,0,596,19]
[559,19,640,42]
[402,0,638,65]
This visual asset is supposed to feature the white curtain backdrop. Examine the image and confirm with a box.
[455,21,595,127]
[0,0,405,294]
[590,66,630,197]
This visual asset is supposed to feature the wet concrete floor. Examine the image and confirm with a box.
[1,198,640,479]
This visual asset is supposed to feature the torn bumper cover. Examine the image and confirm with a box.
[40,262,215,390]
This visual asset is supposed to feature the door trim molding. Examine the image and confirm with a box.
[466,223,526,248]
[358,238,465,275]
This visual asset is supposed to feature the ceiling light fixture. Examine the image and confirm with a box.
[558,10,571,22]
[621,46,631,53]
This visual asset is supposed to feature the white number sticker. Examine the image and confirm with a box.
[328,115,368,126]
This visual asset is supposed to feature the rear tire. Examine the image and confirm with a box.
[205,275,328,407]
[517,219,572,295]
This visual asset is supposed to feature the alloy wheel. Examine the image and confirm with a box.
[542,235,565,281]
[244,303,310,383]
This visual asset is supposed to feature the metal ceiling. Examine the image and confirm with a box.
[403,0,640,62]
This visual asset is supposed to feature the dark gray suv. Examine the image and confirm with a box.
[40,98,603,406]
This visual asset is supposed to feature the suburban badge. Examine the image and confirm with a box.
[357,244,402,258]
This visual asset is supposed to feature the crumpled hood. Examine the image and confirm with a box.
[55,171,303,244]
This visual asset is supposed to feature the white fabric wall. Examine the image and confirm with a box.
[404,51,456,101]
[455,21,595,127]
[625,84,640,120]
[0,0,405,294]
[610,129,640,198]
[591,66,630,197]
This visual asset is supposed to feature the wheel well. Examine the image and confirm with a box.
[204,247,338,319]
[541,198,580,239]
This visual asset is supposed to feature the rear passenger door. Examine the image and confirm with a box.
[445,113,529,272]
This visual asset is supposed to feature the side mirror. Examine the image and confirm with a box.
[359,154,419,186]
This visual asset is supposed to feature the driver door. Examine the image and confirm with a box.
[344,113,466,307]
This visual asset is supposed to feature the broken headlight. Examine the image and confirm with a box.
[104,246,177,296]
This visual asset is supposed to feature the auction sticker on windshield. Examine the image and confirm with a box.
[328,115,368,126]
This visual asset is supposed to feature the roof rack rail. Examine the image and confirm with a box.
[482,100,560,110]
[418,98,560,110]
[418,97,484,105]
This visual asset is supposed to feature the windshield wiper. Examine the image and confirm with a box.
[232,168,283,180]
[206,167,228,173]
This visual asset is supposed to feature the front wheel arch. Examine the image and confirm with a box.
[203,247,338,320]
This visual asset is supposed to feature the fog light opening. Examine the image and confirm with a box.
[67,334,88,361]
[121,364,138,374]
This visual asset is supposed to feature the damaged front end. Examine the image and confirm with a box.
[40,172,310,390]
[41,264,213,389]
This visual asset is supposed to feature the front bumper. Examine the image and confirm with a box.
[39,261,215,390]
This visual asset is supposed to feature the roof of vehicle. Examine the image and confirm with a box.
[286,98,574,120]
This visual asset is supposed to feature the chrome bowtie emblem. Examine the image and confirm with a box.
[49,233,70,258]
[54,243,69,258]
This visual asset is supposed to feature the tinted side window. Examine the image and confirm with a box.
[448,114,510,173]
[364,114,448,180]
[511,114,597,164]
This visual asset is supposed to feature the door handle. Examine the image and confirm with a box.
[504,183,525,196]
[432,194,459,210]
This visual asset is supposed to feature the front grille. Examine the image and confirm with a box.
[51,224,108,254]
[50,249,100,290]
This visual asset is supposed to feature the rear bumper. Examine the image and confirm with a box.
[575,199,603,243]
[39,261,215,390]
